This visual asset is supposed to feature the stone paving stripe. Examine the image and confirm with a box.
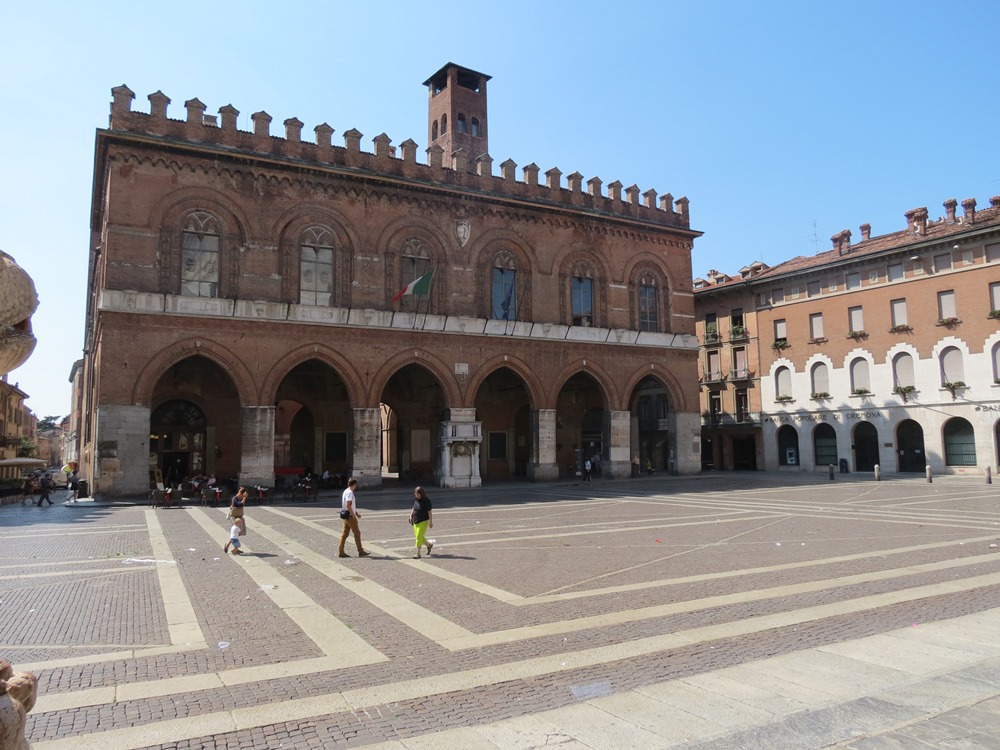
[636,679,778,727]
[187,508,386,661]
[471,713,592,748]
[817,634,984,674]
[22,644,204,675]
[439,559,1000,650]
[258,506,476,642]
[146,510,206,646]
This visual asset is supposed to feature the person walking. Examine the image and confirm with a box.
[228,486,247,521]
[223,517,246,555]
[37,474,54,506]
[20,475,34,506]
[338,478,369,558]
[408,486,433,559]
[583,457,592,482]
[67,470,80,502]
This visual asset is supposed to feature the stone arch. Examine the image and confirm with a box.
[368,349,462,409]
[148,188,251,297]
[553,243,612,328]
[625,257,671,332]
[471,230,536,320]
[131,339,256,407]
[259,344,366,408]
[272,205,359,305]
[464,354,544,411]
[545,360,619,411]
[375,217,451,312]
[620,366,687,413]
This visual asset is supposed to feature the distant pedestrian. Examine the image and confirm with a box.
[68,470,80,502]
[408,486,433,559]
[20,476,34,506]
[223,517,246,555]
[338,478,370,558]
[583,458,592,482]
[645,457,654,475]
[37,474,54,506]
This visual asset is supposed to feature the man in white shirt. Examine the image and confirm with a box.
[338,478,370,558]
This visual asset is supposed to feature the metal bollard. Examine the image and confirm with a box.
[987,466,992,485]
[874,464,881,481]
[926,464,933,483]
[829,464,835,480]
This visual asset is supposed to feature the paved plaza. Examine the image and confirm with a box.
[2,473,1000,749]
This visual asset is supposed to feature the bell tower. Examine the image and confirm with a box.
[424,63,491,172]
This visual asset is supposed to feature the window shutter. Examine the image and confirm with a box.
[776,367,791,397]
[990,283,1000,311]
[734,347,747,375]
[810,313,824,339]
[890,299,907,326]
[812,363,829,393]
[893,353,914,388]
[851,358,870,390]
[941,347,964,384]
[774,319,787,339]
[938,291,956,319]
[849,306,864,332]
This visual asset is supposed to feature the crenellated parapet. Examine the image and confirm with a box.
[108,85,691,230]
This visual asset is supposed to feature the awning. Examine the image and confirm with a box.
[0,458,48,467]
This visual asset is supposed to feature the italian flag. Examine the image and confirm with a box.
[392,270,433,302]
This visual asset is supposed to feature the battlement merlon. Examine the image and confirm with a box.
[107,85,695,231]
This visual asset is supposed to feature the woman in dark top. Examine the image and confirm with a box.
[408,486,433,559]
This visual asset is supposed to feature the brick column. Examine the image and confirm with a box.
[351,407,381,487]
[239,406,275,488]
[528,409,558,481]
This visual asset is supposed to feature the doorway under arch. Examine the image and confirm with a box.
[896,419,926,472]
[853,421,879,472]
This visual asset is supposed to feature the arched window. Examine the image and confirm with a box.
[993,343,1000,383]
[892,352,915,388]
[181,211,220,297]
[398,238,432,313]
[491,249,517,320]
[943,417,976,466]
[637,272,659,332]
[440,115,447,134]
[471,117,481,137]
[456,114,467,133]
[810,362,829,396]
[300,226,334,306]
[850,358,870,393]
[775,366,792,399]
[570,261,594,326]
[940,346,965,386]
[432,121,438,140]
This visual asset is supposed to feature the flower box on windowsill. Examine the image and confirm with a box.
[774,395,794,404]
[936,317,961,327]
[892,385,916,402]
[807,337,828,345]
[988,310,1000,320]
[851,388,871,397]
[772,338,789,350]
[942,381,967,399]
[889,324,913,333]
[810,392,830,400]
[847,330,868,340]
[729,325,748,340]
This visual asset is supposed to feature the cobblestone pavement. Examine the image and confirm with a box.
[2,472,999,749]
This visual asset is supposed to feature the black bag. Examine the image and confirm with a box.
[339,509,351,520]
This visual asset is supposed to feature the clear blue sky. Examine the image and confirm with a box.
[2,1,998,419]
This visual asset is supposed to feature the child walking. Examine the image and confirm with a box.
[224,517,246,555]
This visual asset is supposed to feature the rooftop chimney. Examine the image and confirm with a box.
[991,195,1000,208]
[962,198,976,224]
[859,223,871,241]
[943,198,958,222]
